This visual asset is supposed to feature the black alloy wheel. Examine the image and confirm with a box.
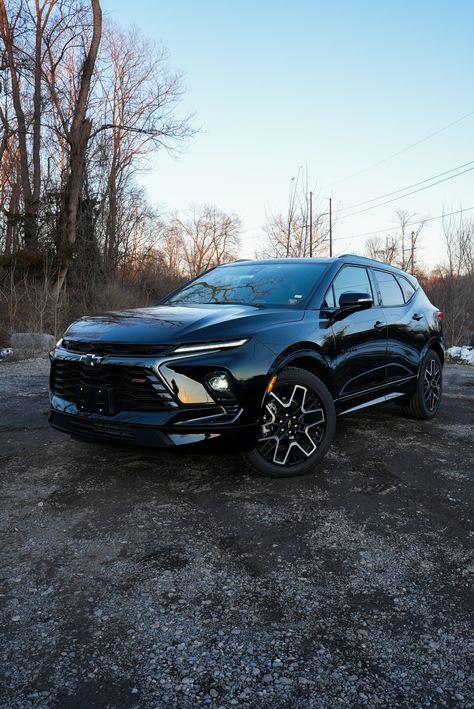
[401,350,443,419]
[243,367,336,477]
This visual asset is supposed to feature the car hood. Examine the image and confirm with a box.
[63,304,305,345]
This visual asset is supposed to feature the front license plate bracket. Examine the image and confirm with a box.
[76,385,115,415]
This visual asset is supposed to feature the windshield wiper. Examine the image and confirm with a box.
[213,301,263,308]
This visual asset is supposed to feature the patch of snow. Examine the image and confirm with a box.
[446,346,474,365]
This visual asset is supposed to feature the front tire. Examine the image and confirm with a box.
[401,350,442,419]
[242,367,336,477]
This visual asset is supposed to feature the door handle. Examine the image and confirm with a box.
[373,320,385,330]
[412,313,423,321]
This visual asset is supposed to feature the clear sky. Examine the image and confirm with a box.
[101,0,473,270]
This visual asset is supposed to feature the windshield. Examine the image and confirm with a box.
[165,262,329,307]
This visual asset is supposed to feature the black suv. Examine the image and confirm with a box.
[49,255,444,477]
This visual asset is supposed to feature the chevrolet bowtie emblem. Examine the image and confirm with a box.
[80,353,103,366]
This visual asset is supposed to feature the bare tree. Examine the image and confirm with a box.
[164,205,241,278]
[43,0,102,299]
[394,208,426,273]
[261,177,328,258]
[90,22,193,272]
[365,234,398,264]
[437,211,473,344]
[0,0,198,336]
[0,0,62,249]
[364,209,426,272]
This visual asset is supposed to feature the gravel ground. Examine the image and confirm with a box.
[0,359,473,708]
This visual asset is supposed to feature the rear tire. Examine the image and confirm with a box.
[401,350,442,419]
[242,367,336,477]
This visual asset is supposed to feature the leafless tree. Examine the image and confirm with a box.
[416,210,474,346]
[0,1,207,337]
[365,234,398,264]
[43,0,102,299]
[90,22,193,272]
[364,209,426,272]
[164,205,241,278]
[260,177,329,258]
[0,0,58,249]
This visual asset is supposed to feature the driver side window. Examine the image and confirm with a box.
[324,266,373,308]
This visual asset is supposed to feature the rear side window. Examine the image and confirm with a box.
[396,275,416,303]
[375,270,405,306]
[326,266,372,307]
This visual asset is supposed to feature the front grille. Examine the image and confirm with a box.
[57,416,136,442]
[62,340,172,357]
[51,360,178,412]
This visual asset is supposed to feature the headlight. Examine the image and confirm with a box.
[174,338,249,354]
[56,338,63,348]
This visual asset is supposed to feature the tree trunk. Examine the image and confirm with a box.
[5,178,21,256]
[54,119,92,296]
[52,0,102,301]
[105,166,118,272]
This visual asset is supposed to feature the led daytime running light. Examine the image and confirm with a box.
[174,339,248,354]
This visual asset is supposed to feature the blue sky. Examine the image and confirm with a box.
[101,0,473,269]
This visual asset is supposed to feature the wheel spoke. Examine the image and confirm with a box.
[300,407,325,427]
[273,434,291,464]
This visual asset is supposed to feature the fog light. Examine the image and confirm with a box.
[208,373,230,392]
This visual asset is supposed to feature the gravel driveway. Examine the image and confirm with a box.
[0,359,473,708]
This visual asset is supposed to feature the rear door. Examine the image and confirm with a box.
[327,265,388,397]
[371,268,428,383]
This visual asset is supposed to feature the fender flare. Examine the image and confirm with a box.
[261,346,333,405]
[419,337,445,369]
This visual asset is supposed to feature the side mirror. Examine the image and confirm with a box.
[338,291,373,310]
[329,292,374,321]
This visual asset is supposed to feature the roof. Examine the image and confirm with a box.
[225,255,412,276]
[224,257,334,266]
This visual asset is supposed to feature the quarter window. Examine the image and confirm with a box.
[330,266,372,307]
[375,270,405,306]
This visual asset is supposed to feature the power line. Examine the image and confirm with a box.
[330,109,474,186]
[240,162,474,239]
[337,165,474,220]
[335,159,474,213]
[335,205,474,242]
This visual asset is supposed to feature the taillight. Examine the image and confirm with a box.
[437,311,443,321]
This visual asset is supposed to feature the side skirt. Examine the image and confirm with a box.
[338,392,405,416]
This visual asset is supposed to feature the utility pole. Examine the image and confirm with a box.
[309,191,313,257]
[287,175,297,257]
[329,197,333,257]
[401,228,405,270]
[410,230,415,274]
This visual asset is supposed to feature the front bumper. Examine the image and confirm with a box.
[49,341,275,449]
[48,409,258,449]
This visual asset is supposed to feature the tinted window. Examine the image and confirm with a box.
[166,262,329,307]
[397,276,416,303]
[375,270,405,306]
[331,266,372,307]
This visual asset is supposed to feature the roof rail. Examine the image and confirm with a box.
[336,252,414,275]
